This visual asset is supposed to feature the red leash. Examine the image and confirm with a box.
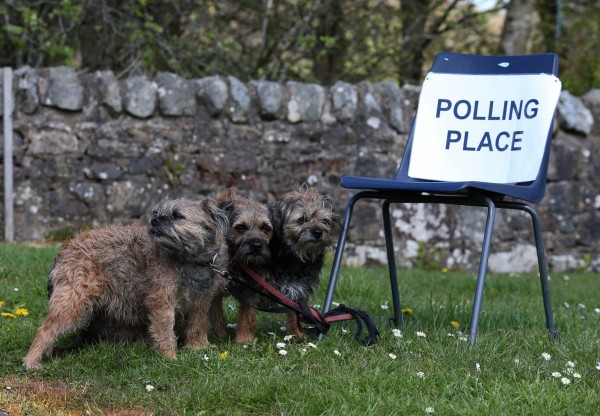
[236,266,379,346]
[241,266,355,326]
[211,256,378,345]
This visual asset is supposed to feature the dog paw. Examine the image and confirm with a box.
[158,348,177,360]
[290,330,305,339]
[22,360,43,371]
[234,334,254,345]
[185,342,215,350]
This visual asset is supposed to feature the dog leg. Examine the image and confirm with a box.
[208,293,228,339]
[148,307,177,359]
[235,304,257,344]
[146,278,178,359]
[286,312,304,339]
[184,299,215,350]
[23,297,93,371]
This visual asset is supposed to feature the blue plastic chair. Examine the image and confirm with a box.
[322,52,561,345]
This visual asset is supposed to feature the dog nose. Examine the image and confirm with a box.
[310,227,323,239]
[249,238,264,252]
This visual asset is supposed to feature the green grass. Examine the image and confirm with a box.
[1,243,599,415]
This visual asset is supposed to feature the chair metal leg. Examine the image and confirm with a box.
[382,200,402,326]
[322,192,365,315]
[468,197,496,346]
[508,204,557,340]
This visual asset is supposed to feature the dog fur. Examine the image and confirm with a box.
[23,197,229,370]
[212,189,274,344]
[267,187,341,337]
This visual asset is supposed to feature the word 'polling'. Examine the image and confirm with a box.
[435,98,540,152]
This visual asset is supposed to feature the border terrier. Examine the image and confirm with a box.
[211,189,274,344]
[268,187,341,337]
[23,197,229,371]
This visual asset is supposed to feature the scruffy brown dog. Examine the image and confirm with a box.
[268,187,341,337]
[23,197,229,371]
[212,189,274,344]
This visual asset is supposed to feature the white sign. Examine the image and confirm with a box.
[408,72,562,183]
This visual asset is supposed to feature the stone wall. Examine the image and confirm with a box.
[1,66,599,273]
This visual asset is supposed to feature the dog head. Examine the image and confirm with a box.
[216,190,273,268]
[270,187,341,262]
[148,197,228,263]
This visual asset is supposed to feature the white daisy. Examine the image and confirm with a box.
[551,372,561,378]
[416,371,426,379]
[541,352,551,361]
[388,353,397,360]
[425,407,435,414]
[561,377,571,385]
[276,342,286,349]
[416,331,426,338]
[278,349,288,356]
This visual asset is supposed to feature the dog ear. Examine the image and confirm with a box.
[267,201,284,241]
[279,194,301,218]
[321,194,342,229]
[217,199,237,221]
[203,198,230,237]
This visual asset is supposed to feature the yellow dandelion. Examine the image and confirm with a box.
[442,267,449,273]
[1,312,17,319]
[450,321,460,328]
[402,307,413,315]
[15,307,29,316]
[219,351,229,359]
[0,300,5,307]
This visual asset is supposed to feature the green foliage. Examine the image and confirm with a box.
[1,243,600,414]
[1,1,599,94]
[163,157,187,186]
[46,225,92,242]
[413,241,447,271]
[0,0,491,85]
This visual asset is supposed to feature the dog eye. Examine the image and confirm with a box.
[234,224,248,233]
[296,216,308,225]
[260,224,272,233]
[172,211,186,220]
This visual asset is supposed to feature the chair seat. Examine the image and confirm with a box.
[340,175,543,203]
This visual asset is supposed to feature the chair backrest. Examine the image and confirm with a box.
[395,52,561,203]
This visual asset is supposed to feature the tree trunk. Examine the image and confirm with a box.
[398,0,431,84]
[499,0,536,55]
[313,0,347,85]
